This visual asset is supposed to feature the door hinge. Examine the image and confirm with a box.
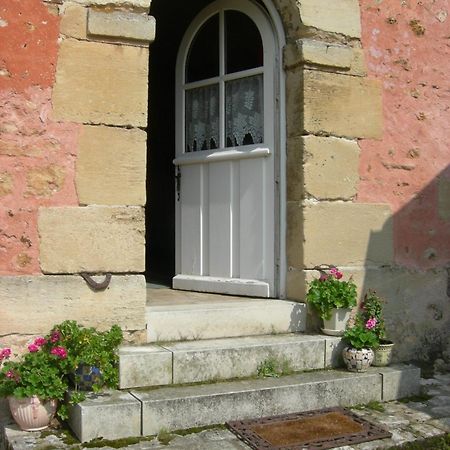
[175,166,181,201]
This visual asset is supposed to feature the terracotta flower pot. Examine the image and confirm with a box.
[8,396,57,431]
[342,346,374,373]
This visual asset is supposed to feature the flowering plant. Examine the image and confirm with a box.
[360,290,387,341]
[343,314,379,350]
[0,337,69,405]
[52,320,123,392]
[306,265,357,320]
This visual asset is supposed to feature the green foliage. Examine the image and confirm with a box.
[157,428,175,445]
[54,320,123,391]
[256,357,292,378]
[0,320,123,422]
[306,266,357,320]
[384,433,450,450]
[360,290,387,340]
[343,315,379,350]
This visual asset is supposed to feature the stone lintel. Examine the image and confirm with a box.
[284,39,353,70]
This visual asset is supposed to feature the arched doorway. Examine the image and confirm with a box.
[146,0,285,297]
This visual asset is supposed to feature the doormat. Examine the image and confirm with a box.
[226,407,392,450]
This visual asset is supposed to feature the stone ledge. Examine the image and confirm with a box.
[87,10,155,44]
[0,275,146,336]
[46,0,152,13]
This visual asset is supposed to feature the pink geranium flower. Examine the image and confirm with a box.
[5,370,15,379]
[0,348,11,360]
[50,346,67,359]
[365,317,377,330]
[319,274,328,281]
[50,331,61,343]
[28,343,39,353]
[34,337,47,347]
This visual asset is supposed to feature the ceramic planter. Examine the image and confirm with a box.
[342,346,374,372]
[8,396,57,431]
[71,363,102,391]
[373,340,394,367]
[321,308,352,336]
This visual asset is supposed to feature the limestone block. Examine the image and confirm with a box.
[298,0,361,38]
[284,39,353,70]
[285,68,304,138]
[68,391,141,442]
[60,3,87,39]
[303,70,383,139]
[438,178,450,220]
[25,164,65,198]
[119,345,172,388]
[303,135,360,200]
[0,172,13,197]
[0,275,146,335]
[303,202,393,266]
[88,10,156,43]
[376,365,421,401]
[287,136,304,201]
[76,125,146,206]
[52,39,148,127]
[68,0,151,11]
[38,206,145,273]
[286,201,304,268]
[350,47,368,76]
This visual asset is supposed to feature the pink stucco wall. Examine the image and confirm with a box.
[0,0,80,275]
[358,0,450,270]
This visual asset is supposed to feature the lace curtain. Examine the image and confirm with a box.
[185,74,263,152]
[225,74,263,147]
[185,84,219,152]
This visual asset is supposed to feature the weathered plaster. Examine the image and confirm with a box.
[0,0,81,275]
[358,0,450,270]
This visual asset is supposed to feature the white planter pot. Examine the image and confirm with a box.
[8,396,57,431]
[342,346,374,373]
[321,308,352,336]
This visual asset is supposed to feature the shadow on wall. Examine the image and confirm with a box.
[362,164,450,364]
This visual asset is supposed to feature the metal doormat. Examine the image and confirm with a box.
[226,406,392,450]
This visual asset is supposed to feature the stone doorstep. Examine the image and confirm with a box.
[146,299,307,342]
[70,364,421,442]
[119,333,345,389]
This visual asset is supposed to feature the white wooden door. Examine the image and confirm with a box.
[173,0,277,297]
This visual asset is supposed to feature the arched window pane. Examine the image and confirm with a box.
[185,84,219,152]
[225,74,263,147]
[225,11,263,74]
[186,14,219,83]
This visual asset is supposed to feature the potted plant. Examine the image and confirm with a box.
[0,339,69,431]
[342,314,379,372]
[360,290,394,366]
[306,265,357,336]
[52,320,123,392]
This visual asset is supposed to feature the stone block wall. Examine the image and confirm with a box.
[0,0,155,349]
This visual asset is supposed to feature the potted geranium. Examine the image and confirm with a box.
[0,338,69,431]
[306,264,357,336]
[360,290,394,366]
[52,320,123,392]
[342,314,379,372]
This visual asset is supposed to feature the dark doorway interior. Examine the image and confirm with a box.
[146,0,213,284]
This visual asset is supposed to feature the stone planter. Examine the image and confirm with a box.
[373,340,394,367]
[342,346,374,373]
[8,396,57,431]
[321,308,352,336]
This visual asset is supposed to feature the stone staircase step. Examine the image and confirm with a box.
[119,333,344,389]
[69,364,421,442]
[146,298,306,342]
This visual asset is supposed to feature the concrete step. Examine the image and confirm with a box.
[145,297,306,342]
[69,364,421,442]
[119,333,344,389]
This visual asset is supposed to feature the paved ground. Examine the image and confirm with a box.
[1,373,449,450]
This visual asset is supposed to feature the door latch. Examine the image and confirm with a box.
[175,166,181,201]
